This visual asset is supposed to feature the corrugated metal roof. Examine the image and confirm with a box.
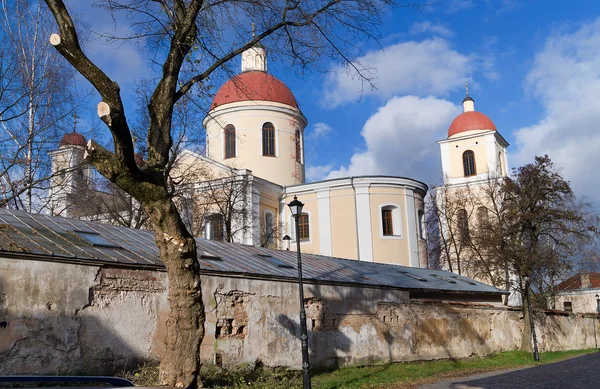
[0,209,504,295]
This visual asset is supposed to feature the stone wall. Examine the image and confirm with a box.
[1,257,599,375]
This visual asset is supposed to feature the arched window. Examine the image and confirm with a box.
[295,129,302,163]
[255,55,264,69]
[380,204,401,238]
[382,209,393,235]
[463,150,476,177]
[457,209,469,244]
[498,151,503,175]
[262,122,275,156]
[224,124,236,159]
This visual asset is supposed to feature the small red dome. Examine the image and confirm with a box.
[448,111,496,138]
[210,71,298,110]
[60,132,86,147]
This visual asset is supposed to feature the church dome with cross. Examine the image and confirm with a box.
[203,41,308,187]
[447,85,497,138]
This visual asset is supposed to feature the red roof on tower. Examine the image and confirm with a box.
[59,132,86,147]
[210,71,298,110]
[447,111,496,138]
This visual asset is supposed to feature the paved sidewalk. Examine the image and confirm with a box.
[418,352,600,389]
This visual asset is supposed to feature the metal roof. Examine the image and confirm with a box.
[0,209,504,295]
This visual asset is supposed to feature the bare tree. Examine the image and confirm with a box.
[0,0,79,211]
[181,169,251,243]
[42,0,426,385]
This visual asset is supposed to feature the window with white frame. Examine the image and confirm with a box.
[379,204,402,238]
[262,122,275,156]
[290,212,310,242]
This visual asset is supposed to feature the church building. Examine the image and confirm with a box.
[49,42,434,269]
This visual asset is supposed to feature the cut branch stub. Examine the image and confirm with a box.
[49,33,61,46]
[83,139,95,160]
[97,102,112,126]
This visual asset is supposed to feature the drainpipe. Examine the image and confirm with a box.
[350,177,362,261]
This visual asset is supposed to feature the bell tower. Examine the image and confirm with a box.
[48,130,90,216]
[438,85,509,187]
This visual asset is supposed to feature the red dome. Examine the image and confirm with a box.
[448,111,496,138]
[211,71,298,110]
[60,132,86,147]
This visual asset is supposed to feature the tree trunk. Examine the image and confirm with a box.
[145,199,205,388]
[520,296,533,352]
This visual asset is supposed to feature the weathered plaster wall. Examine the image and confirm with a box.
[0,258,168,374]
[1,258,599,375]
[555,290,600,314]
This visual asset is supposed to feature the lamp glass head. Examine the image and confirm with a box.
[288,196,304,216]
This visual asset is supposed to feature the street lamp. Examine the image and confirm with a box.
[288,196,311,389]
[523,276,540,362]
[595,294,599,349]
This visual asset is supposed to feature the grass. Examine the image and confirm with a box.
[311,349,597,389]
[121,349,596,389]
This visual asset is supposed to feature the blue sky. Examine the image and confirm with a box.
[67,0,600,206]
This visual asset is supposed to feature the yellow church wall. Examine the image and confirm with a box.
[367,187,410,267]
[204,101,306,187]
[448,134,490,179]
[329,187,359,260]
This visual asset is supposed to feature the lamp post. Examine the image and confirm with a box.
[288,196,311,389]
[595,294,599,349]
[523,276,540,362]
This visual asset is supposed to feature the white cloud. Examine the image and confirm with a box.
[411,21,453,37]
[326,96,460,183]
[308,122,333,140]
[306,163,335,182]
[512,18,600,205]
[322,38,471,108]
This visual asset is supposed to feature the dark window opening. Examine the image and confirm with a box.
[295,129,302,163]
[382,209,393,236]
[206,214,225,242]
[463,150,476,176]
[564,301,573,312]
[262,122,275,156]
[224,124,236,159]
[458,209,470,244]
